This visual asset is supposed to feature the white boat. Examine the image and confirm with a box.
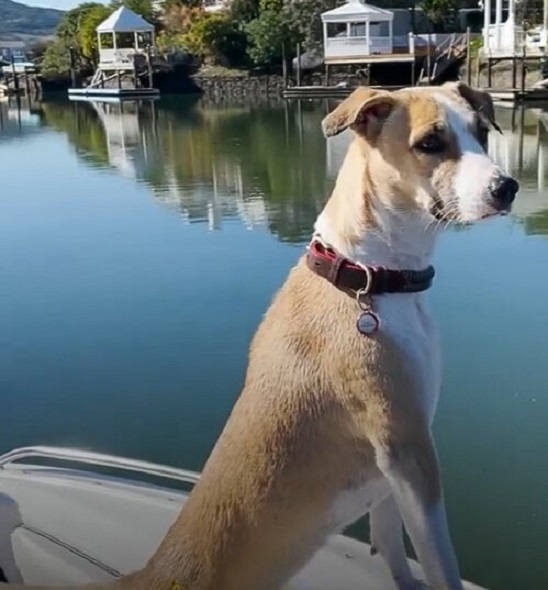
[0,446,486,589]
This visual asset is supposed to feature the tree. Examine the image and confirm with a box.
[80,5,113,60]
[182,13,248,66]
[419,0,458,32]
[110,0,155,22]
[245,9,294,66]
[40,39,72,76]
[229,0,260,23]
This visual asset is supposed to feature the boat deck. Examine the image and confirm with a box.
[0,446,488,590]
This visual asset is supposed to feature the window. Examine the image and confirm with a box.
[350,23,366,37]
[370,21,389,37]
[99,34,114,49]
[115,33,136,49]
[327,23,347,38]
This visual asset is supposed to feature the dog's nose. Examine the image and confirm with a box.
[492,176,519,208]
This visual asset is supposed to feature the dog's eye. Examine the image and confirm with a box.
[414,134,446,154]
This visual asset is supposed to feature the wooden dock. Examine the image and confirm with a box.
[68,87,160,99]
[282,85,406,100]
[282,84,548,103]
[484,88,548,102]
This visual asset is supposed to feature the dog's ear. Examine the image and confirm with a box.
[444,81,502,134]
[322,87,397,138]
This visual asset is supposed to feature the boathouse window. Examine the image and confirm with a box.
[327,23,347,38]
[136,32,153,48]
[350,23,366,37]
[99,33,114,49]
[115,33,136,49]
[369,21,389,36]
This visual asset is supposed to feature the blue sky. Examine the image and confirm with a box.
[27,0,106,9]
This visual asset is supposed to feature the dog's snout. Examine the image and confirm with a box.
[491,176,519,208]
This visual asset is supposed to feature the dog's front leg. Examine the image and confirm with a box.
[370,493,421,590]
[374,433,463,590]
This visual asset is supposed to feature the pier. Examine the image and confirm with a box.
[68,6,160,100]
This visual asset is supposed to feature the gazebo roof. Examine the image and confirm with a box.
[96,6,154,33]
[321,1,393,22]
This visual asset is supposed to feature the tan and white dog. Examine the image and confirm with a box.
[3,82,518,590]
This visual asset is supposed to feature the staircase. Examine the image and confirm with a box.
[418,33,468,86]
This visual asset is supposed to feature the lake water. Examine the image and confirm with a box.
[1,96,547,590]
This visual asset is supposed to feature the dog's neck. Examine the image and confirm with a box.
[315,143,439,272]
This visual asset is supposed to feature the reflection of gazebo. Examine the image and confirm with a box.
[96,7,155,69]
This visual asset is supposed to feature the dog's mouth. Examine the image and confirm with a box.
[480,203,513,220]
[431,201,513,224]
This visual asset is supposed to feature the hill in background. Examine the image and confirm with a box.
[0,0,64,40]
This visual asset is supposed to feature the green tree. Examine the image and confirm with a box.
[111,0,155,22]
[229,0,260,23]
[40,39,72,76]
[43,2,106,74]
[80,5,113,60]
[57,2,105,46]
[419,0,458,32]
[182,13,248,66]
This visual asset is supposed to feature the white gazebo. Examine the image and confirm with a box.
[481,0,547,56]
[321,1,395,62]
[96,6,155,69]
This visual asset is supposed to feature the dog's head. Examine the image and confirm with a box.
[322,82,519,223]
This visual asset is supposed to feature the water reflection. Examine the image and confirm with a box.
[3,97,548,240]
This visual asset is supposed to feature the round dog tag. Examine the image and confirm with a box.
[357,311,380,335]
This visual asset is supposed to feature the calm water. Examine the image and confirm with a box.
[1,97,548,590]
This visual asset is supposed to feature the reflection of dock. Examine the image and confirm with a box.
[85,99,160,180]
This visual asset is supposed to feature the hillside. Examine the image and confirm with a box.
[0,0,63,38]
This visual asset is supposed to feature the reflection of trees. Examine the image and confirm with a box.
[40,97,333,244]
[42,101,110,169]
[37,99,548,242]
[523,208,548,235]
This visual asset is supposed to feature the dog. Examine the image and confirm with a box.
[2,82,518,590]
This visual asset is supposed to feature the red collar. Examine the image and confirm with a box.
[305,239,435,295]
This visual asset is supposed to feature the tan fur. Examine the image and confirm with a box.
[1,83,500,590]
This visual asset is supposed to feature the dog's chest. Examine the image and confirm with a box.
[376,294,441,419]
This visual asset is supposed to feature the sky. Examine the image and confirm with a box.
[25,0,106,10]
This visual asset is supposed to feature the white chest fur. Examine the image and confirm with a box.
[376,292,441,421]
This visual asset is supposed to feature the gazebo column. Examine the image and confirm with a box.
[388,18,393,52]
[495,0,502,51]
[483,0,491,54]
[365,19,371,55]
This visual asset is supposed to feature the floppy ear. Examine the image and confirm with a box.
[444,81,502,134]
[321,87,396,138]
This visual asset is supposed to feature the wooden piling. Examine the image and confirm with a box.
[512,56,517,89]
[10,55,20,95]
[296,43,302,87]
[521,43,527,94]
[69,47,77,89]
[466,27,472,86]
[146,45,153,89]
[426,33,432,84]
[487,57,492,87]
[281,43,288,88]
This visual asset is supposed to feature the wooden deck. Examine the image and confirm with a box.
[282,85,405,100]
[485,88,548,102]
[325,53,415,65]
[282,84,548,103]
